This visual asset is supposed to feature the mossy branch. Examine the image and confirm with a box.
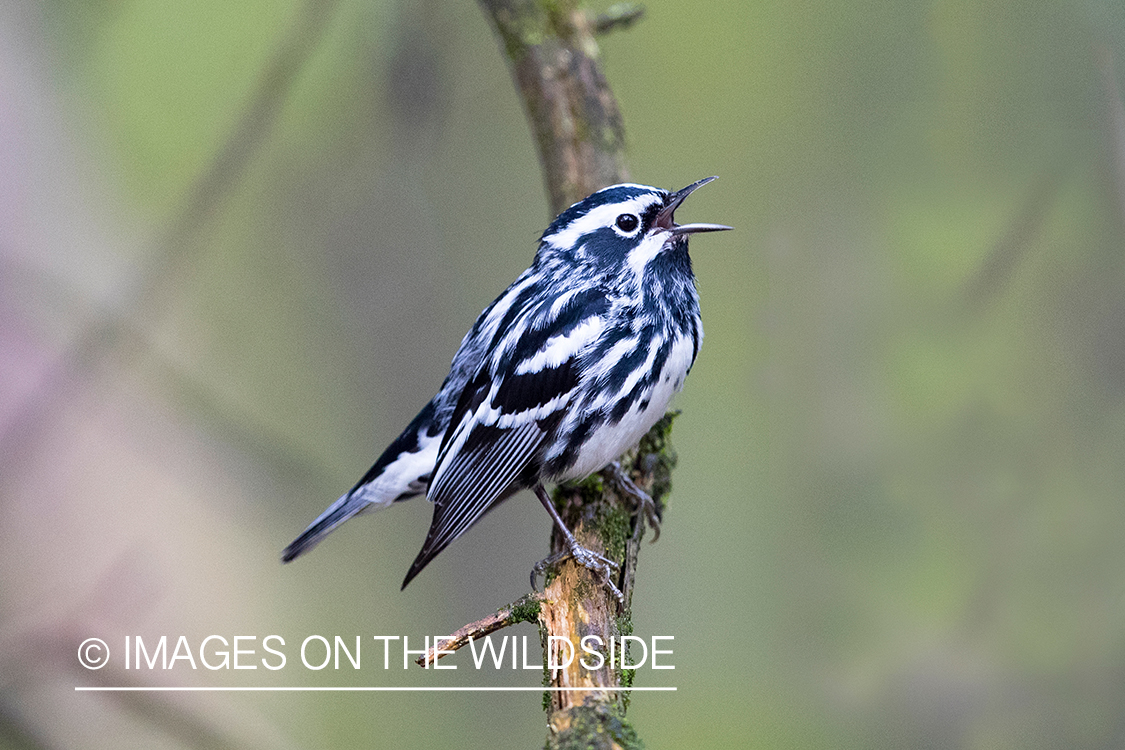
[423,2,673,746]
[415,594,542,667]
[415,414,676,745]
[538,414,675,748]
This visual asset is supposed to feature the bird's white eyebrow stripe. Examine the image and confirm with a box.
[543,196,662,251]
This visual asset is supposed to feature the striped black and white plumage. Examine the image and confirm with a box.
[282,178,729,591]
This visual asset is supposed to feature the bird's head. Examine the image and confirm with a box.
[538,177,731,280]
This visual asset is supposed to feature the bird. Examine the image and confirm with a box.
[282,177,730,597]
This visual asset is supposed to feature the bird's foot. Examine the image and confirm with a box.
[531,543,623,603]
[606,460,662,543]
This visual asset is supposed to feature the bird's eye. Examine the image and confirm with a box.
[615,214,640,233]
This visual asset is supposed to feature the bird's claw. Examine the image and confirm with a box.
[531,544,623,603]
[607,461,662,543]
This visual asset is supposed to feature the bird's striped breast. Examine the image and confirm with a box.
[543,319,698,482]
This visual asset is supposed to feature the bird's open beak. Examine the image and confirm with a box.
[656,176,733,235]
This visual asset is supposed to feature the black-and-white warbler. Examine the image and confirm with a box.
[282,178,729,597]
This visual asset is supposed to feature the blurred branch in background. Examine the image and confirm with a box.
[961,42,1125,316]
[0,702,51,750]
[1,548,284,750]
[0,3,340,748]
[1096,44,1125,230]
[961,160,1068,311]
[0,0,341,482]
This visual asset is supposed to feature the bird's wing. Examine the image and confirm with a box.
[401,286,611,587]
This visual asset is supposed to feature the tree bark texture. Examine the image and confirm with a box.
[536,417,675,749]
[475,3,673,747]
[478,0,630,213]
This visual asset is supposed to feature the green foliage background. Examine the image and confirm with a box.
[3,0,1125,747]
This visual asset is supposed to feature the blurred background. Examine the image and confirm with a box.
[3,0,1125,747]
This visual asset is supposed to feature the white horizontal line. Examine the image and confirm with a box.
[75,686,676,692]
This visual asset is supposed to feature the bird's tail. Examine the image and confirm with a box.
[281,399,444,564]
[281,489,372,562]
